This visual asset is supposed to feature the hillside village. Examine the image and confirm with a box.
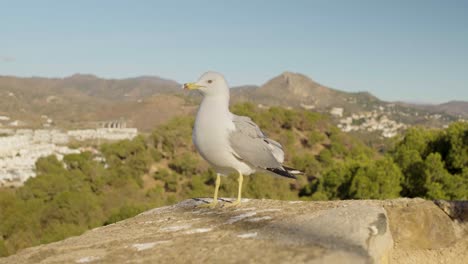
[330,105,465,138]
[0,127,137,187]
[330,107,407,138]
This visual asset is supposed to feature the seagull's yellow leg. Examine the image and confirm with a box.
[226,170,243,207]
[198,173,221,208]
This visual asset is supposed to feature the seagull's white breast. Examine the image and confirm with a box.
[193,97,254,175]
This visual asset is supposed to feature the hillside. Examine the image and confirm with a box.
[0,74,181,101]
[232,72,379,112]
[0,75,192,130]
[231,72,461,128]
[0,73,465,132]
[1,198,466,264]
[1,103,466,257]
[231,72,468,121]
[438,101,468,117]
[399,100,468,118]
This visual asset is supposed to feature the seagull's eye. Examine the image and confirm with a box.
[207,80,213,84]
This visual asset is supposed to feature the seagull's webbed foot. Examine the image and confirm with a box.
[224,170,243,208]
[224,198,241,207]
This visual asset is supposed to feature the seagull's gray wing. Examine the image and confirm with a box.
[229,115,284,170]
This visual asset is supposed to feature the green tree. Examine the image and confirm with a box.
[151,116,194,157]
[349,157,403,199]
[444,122,468,174]
[391,122,468,199]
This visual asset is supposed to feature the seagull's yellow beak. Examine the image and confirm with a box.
[183,82,203,90]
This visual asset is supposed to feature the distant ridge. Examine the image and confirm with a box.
[0,74,190,130]
[0,72,466,131]
[398,100,468,118]
[232,72,467,120]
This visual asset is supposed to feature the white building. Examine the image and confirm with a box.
[330,107,344,117]
[0,128,138,187]
[338,112,406,138]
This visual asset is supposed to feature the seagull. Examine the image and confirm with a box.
[184,72,301,207]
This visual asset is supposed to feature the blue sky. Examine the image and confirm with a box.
[1,0,467,103]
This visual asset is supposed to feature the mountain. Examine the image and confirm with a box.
[0,75,191,130]
[62,74,181,100]
[229,72,465,138]
[231,72,462,122]
[231,72,381,113]
[399,101,468,118]
[0,72,465,132]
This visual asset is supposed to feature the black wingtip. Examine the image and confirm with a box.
[266,167,298,179]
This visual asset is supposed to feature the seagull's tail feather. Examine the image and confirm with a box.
[282,165,304,175]
[266,166,303,179]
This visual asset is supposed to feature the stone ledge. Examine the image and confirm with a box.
[1,198,466,264]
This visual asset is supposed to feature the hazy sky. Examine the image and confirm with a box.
[1,0,467,103]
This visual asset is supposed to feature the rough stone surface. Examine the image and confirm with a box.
[0,198,466,264]
[385,199,457,249]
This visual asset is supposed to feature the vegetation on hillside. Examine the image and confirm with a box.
[0,103,467,256]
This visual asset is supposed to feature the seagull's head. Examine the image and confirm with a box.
[183,71,229,97]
